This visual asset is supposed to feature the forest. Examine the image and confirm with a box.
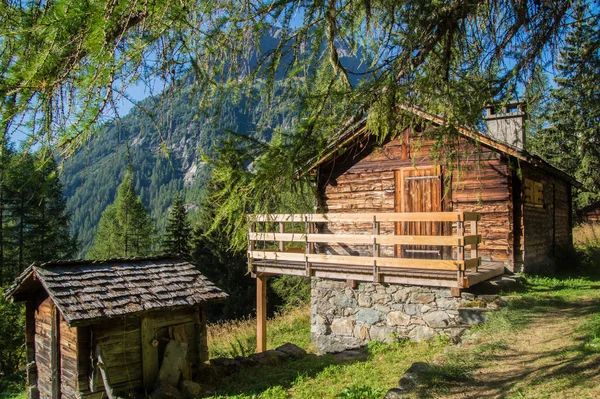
[0,0,599,398]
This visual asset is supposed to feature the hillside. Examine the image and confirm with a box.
[60,81,267,256]
[60,32,366,257]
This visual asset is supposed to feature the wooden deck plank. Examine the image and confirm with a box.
[252,259,505,288]
[249,251,477,271]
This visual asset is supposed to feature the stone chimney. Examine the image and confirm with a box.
[483,101,527,150]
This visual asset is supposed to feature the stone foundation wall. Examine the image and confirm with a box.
[311,278,504,354]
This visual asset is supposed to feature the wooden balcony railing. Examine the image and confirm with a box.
[247,212,481,289]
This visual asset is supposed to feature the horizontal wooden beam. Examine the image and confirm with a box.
[247,212,480,223]
[249,232,481,247]
[248,250,481,271]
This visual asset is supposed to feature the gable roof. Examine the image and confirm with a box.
[5,256,228,326]
[308,105,581,187]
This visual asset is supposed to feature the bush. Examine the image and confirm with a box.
[0,289,25,378]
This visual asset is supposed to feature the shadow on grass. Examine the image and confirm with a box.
[209,352,368,398]
[416,295,600,399]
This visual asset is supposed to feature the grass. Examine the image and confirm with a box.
[208,338,451,398]
[207,306,312,359]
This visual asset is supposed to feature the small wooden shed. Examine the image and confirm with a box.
[5,256,228,399]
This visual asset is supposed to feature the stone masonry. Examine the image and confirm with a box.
[311,278,505,354]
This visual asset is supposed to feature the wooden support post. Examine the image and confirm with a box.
[451,287,462,297]
[141,315,159,390]
[256,275,268,353]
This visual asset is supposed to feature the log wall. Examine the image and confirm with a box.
[60,316,79,399]
[317,128,515,269]
[519,163,573,273]
[34,298,53,399]
[317,126,574,274]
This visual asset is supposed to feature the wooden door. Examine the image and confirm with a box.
[395,166,444,259]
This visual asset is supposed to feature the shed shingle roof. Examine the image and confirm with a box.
[5,256,228,326]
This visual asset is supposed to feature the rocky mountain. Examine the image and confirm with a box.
[60,33,366,257]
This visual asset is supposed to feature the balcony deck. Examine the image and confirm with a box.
[251,258,505,289]
[247,212,506,293]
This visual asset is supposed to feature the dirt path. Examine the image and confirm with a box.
[437,301,600,399]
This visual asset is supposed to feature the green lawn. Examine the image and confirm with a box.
[206,272,600,399]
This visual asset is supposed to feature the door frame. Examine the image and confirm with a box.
[394,165,444,257]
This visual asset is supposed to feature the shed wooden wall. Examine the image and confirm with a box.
[34,298,53,399]
[59,316,79,399]
[317,128,515,268]
[29,302,209,399]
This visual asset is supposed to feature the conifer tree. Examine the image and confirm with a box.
[162,194,192,258]
[0,149,77,284]
[89,169,156,259]
[536,4,600,207]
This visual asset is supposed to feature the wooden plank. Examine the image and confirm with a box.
[51,304,61,399]
[256,276,267,353]
[157,340,187,387]
[249,251,464,270]
[467,263,505,286]
[248,212,477,223]
[249,232,481,246]
[141,316,159,390]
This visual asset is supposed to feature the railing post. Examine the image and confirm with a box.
[373,215,381,283]
[457,215,465,292]
[471,218,479,272]
[279,222,285,252]
[305,216,313,277]
[248,221,256,274]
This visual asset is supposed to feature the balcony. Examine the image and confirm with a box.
[247,212,505,295]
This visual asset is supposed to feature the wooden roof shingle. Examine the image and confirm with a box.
[5,256,228,326]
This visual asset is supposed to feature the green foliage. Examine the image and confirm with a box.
[0,145,77,284]
[89,169,156,258]
[191,221,255,320]
[337,385,384,399]
[529,3,600,207]
[0,290,24,378]
[162,193,192,258]
[1,0,578,157]
[270,276,311,310]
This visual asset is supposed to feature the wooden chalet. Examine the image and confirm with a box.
[247,102,580,352]
[578,201,600,223]
[5,256,228,399]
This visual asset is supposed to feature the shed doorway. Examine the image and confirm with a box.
[395,166,445,259]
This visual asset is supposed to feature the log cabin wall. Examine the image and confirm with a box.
[317,127,515,269]
[59,316,79,399]
[519,162,572,273]
[33,297,53,399]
